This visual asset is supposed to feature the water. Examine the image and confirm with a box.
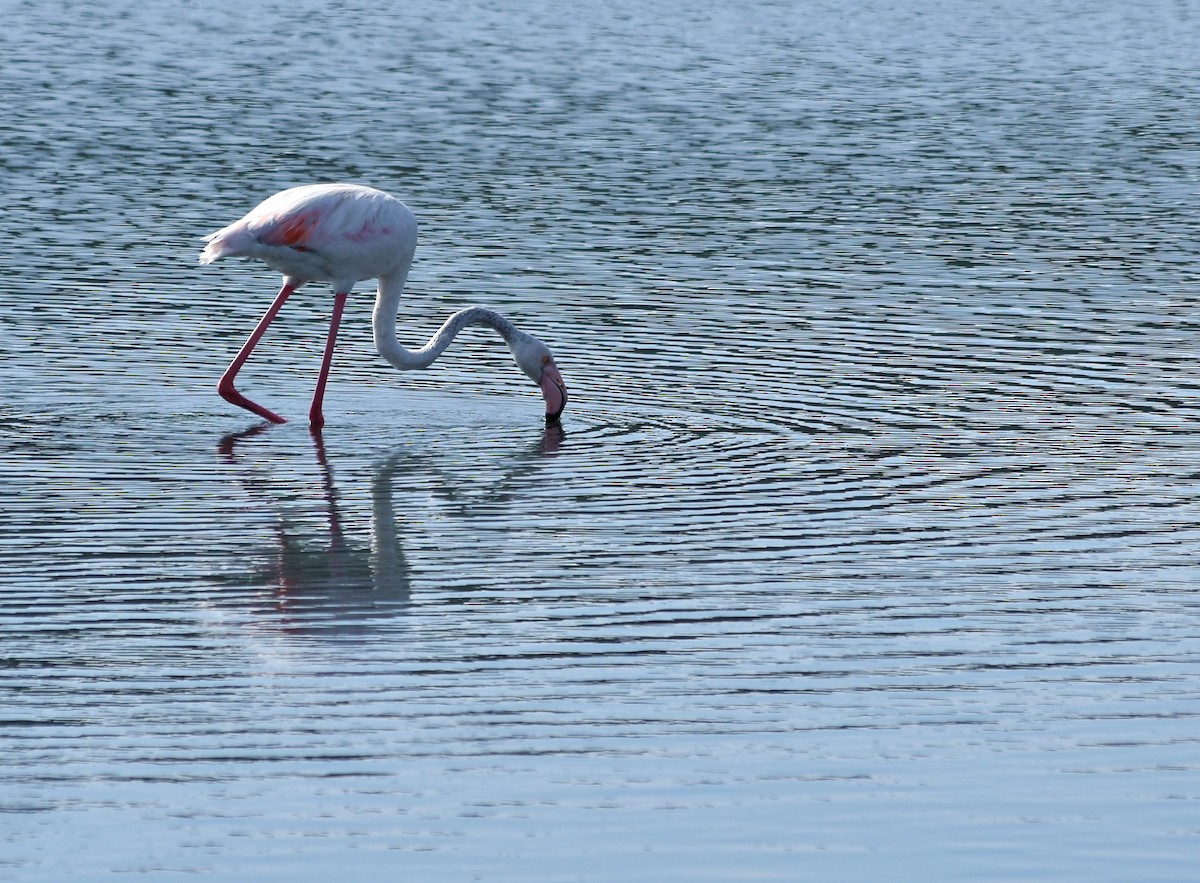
[3,0,1200,879]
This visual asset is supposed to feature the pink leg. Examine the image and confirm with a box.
[308,292,348,429]
[218,282,296,424]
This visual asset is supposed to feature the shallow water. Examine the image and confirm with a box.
[3,0,1200,879]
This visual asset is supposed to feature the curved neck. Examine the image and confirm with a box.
[373,274,518,371]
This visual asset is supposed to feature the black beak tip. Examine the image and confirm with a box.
[544,382,567,425]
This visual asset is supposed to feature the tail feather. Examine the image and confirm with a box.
[198,223,255,265]
[198,233,225,265]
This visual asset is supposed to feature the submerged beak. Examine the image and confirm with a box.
[539,364,568,424]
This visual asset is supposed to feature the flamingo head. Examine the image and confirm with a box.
[509,332,568,423]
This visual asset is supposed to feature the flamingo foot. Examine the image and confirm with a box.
[218,378,287,424]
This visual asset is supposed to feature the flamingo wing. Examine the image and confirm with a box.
[200,184,414,286]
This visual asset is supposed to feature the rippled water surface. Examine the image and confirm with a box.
[4,0,1200,879]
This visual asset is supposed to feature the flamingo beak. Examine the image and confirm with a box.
[540,364,567,424]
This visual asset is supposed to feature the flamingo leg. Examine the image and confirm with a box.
[218,282,297,424]
[308,292,348,429]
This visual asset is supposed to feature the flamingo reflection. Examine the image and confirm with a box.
[216,423,565,635]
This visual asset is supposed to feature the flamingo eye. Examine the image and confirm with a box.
[542,355,551,365]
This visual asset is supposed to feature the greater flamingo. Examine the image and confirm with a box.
[199,183,568,428]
